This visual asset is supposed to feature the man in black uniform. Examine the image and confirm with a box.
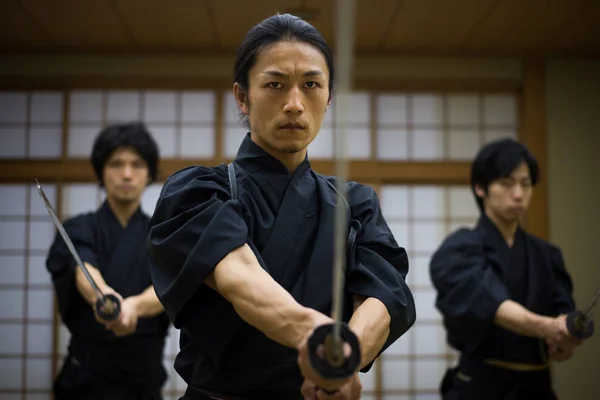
[147,13,416,400]
[46,123,170,399]
[430,138,582,399]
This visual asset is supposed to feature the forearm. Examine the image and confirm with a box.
[131,286,164,318]
[208,244,331,348]
[348,296,391,370]
[75,263,109,305]
[494,299,552,339]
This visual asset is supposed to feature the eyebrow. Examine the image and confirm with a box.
[262,70,325,78]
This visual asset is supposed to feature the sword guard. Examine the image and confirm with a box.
[307,322,361,380]
[566,310,594,340]
[95,293,121,322]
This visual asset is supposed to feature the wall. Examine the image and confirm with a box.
[546,58,600,400]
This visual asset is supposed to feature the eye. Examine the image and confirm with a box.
[305,81,319,89]
[267,82,283,89]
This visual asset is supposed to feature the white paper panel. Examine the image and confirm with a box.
[345,92,370,124]
[483,94,517,125]
[0,92,27,123]
[377,94,407,125]
[410,255,433,287]
[27,324,53,354]
[69,91,103,122]
[347,127,371,159]
[0,128,27,158]
[414,222,446,253]
[28,255,53,286]
[57,324,70,358]
[380,186,409,218]
[308,128,333,159]
[223,92,243,125]
[0,221,26,250]
[415,359,447,390]
[0,359,23,389]
[0,289,25,319]
[385,328,411,356]
[0,185,27,215]
[26,358,53,389]
[414,325,446,355]
[0,324,24,353]
[381,359,410,390]
[388,222,409,250]
[180,127,215,158]
[413,95,443,125]
[29,220,55,251]
[414,291,440,321]
[411,129,444,160]
[61,184,102,217]
[181,91,215,123]
[484,129,517,144]
[28,289,54,319]
[141,184,163,217]
[0,255,25,285]
[29,127,62,158]
[148,125,176,157]
[412,187,445,218]
[377,129,408,160]
[30,92,63,123]
[447,129,480,160]
[67,125,102,157]
[448,95,479,125]
[449,187,479,218]
[224,126,246,158]
[144,92,176,123]
[106,91,140,123]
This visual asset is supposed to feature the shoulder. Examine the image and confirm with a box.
[522,230,564,259]
[432,226,483,259]
[160,164,229,198]
[319,175,378,204]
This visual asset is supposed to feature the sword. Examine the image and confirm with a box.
[306,0,361,386]
[566,286,599,340]
[35,179,121,322]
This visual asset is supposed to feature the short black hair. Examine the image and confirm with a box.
[90,122,160,186]
[233,13,335,128]
[470,138,539,212]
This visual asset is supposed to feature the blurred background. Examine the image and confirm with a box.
[0,0,598,399]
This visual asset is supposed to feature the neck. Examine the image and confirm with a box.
[106,196,139,227]
[485,209,519,247]
[250,132,306,173]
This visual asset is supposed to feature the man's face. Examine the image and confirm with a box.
[234,40,331,158]
[102,147,149,205]
[476,162,534,224]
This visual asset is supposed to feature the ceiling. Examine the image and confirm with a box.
[0,0,599,57]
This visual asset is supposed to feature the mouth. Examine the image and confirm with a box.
[279,123,305,130]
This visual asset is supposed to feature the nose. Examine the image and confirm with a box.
[282,87,304,115]
[512,183,524,200]
[122,165,133,180]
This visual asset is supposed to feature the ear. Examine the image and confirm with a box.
[474,184,486,200]
[233,83,249,116]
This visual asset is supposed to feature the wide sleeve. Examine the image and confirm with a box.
[45,215,99,320]
[146,166,248,363]
[429,229,510,349]
[344,183,416,371]
[547,244,575,315]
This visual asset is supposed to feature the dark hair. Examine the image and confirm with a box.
[470,138,539,212]
[90,122,160,186]
[233,13,335,128]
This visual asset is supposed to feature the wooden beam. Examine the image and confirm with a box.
[520,59,549,239]
[1,159,472,185]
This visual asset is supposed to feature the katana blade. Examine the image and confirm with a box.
[328,0,357,366]
[583,286,600,320]
[35,179,105,299]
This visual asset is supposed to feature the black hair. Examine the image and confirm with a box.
[90,122,160,186]
[470,138,539,212]
[233,13,335,128]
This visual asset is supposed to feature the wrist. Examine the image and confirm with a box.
[532,315,554,339]
[292,307,332,349]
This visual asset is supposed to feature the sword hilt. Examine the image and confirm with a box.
[307,322,361,380]
[95,293,121,322]
[566,310,594,340]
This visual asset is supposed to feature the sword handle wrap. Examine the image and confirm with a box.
[566,310,594,340]
[307,322,361,380]
[95,293,121,322]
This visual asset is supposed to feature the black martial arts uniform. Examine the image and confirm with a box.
[47,201,171,400]
[430,214,575,400]
[147,133,416,400]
